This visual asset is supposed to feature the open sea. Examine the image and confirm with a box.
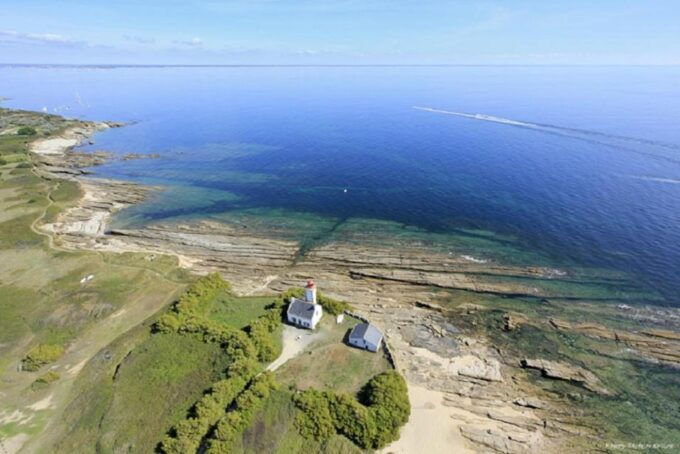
[2,65,679,304]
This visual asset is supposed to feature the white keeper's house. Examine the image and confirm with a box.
[286,279,323,329]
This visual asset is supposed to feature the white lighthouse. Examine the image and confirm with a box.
[304,279,317,304]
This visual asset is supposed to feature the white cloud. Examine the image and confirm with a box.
[0,30,82,46]
[123,34,156,44]
[173,37,203,47]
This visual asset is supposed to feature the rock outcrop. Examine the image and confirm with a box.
[549,318,680,367]
[520,358,611,395]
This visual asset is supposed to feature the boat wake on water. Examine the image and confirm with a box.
[413,106,680,165]
[626,175,680,185]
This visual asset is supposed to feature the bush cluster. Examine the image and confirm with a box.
[245,302,284,362]
[206,372,278,453]
[292,389,336,441]
[174,272,232,316]
[35,370,60,385]
[157,274,286,453]
[317,293,350,315]
[17,126,37,136]
[293,371,410,449]
[278,287,304,303]
[22,344,65,371]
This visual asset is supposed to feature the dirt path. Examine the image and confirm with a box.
[1,141,188,453]
[267,324,324,372]
[28,170,59,250]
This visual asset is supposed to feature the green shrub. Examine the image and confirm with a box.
[279,287,304,303]
[17,126,37,136]
[361,371,410,447]
[293,371,410,449]
[206,372,278,453]
[174,273,231,316]
[0,158,7,166]
[35,370,60,385]
[160,371,252,454]
[22,344,65,371]
[16,162,31,168]
[246,304,284,362]
[317,293,350,315]
[329,393,376,447]
[293,389,336,441]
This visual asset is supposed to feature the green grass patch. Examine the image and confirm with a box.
[51,327,231,454]
[97,331,233,453]
[209,293,277,329]
[50,180,81,203]
[0,213,46,249]
[0,135,29,156]
[32,370,60,390]
[277,342,392,394]
[276,316,392,394]
[22,344,65,371]
[155,275,286,453]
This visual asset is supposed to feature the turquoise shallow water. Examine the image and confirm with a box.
[2,65,680,304]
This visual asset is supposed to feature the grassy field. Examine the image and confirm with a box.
[47,278,292,452]
[208,292,277,329]
[0,109,195,452]
[276,316,392,394]
[51,327,232,453]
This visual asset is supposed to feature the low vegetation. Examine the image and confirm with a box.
[32,370,61,389]
[156,274,285,453]
[317,293,351,315]
[21,344,65,371]
[293,370,410,450]
[154,276,405,453]
[206,372,278,453]
[17,126,37,136]
[276,315,392,393]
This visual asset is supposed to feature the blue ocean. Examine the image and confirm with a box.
[3,65,679,304]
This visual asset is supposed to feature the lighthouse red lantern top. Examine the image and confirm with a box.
[304,279,318,304]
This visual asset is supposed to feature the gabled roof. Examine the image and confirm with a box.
[288,297,317,321]
[349,322,383,346]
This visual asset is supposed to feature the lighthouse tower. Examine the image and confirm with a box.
[305,279,317,304]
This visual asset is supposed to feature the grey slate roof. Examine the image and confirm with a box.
[349,323,383,346]
[288,298,316,321]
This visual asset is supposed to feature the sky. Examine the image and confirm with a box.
[1,0,679,65]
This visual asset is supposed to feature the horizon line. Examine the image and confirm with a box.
[1,63,679,68]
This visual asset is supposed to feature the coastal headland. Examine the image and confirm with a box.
[1,108,679,453]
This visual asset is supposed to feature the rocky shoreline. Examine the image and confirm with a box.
[30,123,680,453]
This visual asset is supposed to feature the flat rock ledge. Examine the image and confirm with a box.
[520,358,611,395]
